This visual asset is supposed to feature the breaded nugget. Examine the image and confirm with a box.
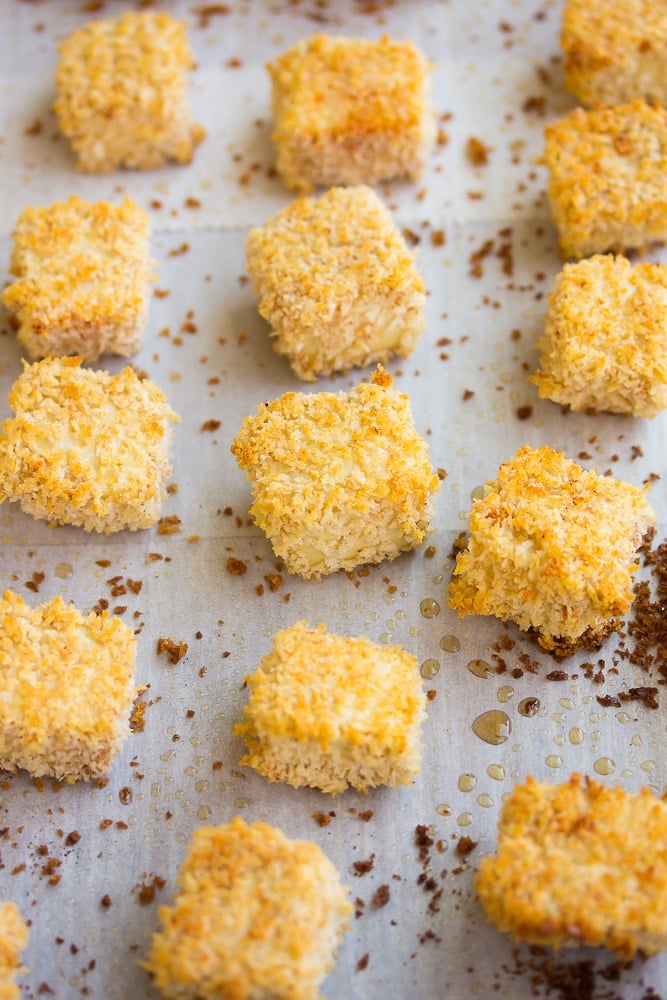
[246,186,426,381]
[531,254,667,417]
[230,368,439,579]
[2,195,153,362]
[145,816,352,1000]
[544,100,667,258]
[54,11,205,173]
[562,0,667,107]
[0,902,28,1000]
[268,33,434,192]
[0,590,137,782]
[476,774,667,957]
[0,357,180,533]
[236,621,426,795]
[448,445,655,654]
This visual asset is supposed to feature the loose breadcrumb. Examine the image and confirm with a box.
[0,902,27,1000]
[531,254,667,417]
[268,33,435,192]
[236,621,426,794]
[0,357,180,533]
[0,590,137,782]
[246,186,426,380]
[144,817,352,1000]
[2,195,154,361]
[476,774,667,957]
[54,11,205,173]
[230,367,439,579]
[448,445,655,653]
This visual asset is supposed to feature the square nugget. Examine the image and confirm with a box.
[268,33,434,193]
[448,445,655,655]
[562,0,667,107]
[0,590,137,782]
[531,254,667,417]
[246,186,426,380]
[544,100,667,258]
[145,817,352,1000]
[236,621,426,795]
[230,368,439,579]
[54,11,205,173]
[2,195,153,362]
[475,775,667,957]
[0,902,28,1000]
[0,357,180,533]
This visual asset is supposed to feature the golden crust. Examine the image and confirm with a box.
[543,100,667,258]
[269,33,434,192]
[246,186,426,380]
[0,357,180,534]
[54,11,205,173]
[236,621,426,795]
[0,902,28,1000]
[230,368,439,579]
[448,445,655,651]
[144,817,352,1000]
[2,195,154,362]
[475,774,667,957]
[0,590,137,782]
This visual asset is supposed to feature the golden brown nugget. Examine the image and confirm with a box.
[544,100,667,258]
[236,621,426,795]
[2,195,153,362]
[448,445,655,654]
[144,817,352,1000]
[531,254,667,417]
[0,902,28,1000]
[0,357,180,533]
[54,11,205,173]
[476,775,667,957]
[230,368,439,579]
[0,590,137,782]
[562,0,667,107]
[246,185,426,381]
[268,33,434,192]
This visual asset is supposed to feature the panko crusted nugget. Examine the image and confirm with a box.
[0,902,28,1000]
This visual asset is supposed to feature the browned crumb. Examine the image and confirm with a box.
[156,637,188,664]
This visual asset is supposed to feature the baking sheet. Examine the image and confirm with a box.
[0,1,666,997]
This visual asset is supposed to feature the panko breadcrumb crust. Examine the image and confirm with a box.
[236,621,427,795]
[562,0,667,107]
[54,11,205,173]
[543,99,667,258]
[531,254,667,417]
[0,902,28,1000]
[144,817,352,1000]
[0,357,180,533]
[2,195,154,362]
[246,186,426,381]
[230,368,439,579]
[268,33,434,192]
[475,775,667,957]
[448,445,655,653]
[0,590,137,782]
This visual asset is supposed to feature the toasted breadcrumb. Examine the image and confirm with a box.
[531,254,667,417]
[0,590,137,782]
[54,11,205,173]
[230,368,439,579]
[0,902,28,1000]
[544,100,667,258]
[562,0,667,107]
[2,195,154,362]
[476,774,667,957]
[236,621,426,794]
[269,33,434,192]
[246,186,426,381]
[0,357,180,533]
[144,817,352,1000]
[448,445,655,653]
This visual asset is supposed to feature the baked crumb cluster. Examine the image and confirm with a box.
[0,902,28,1000]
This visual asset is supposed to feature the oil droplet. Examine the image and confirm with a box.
[518,697,540,717]
[553,735,565,747]
[471,485,485,501]
[184,765,197,777]
[234,797,250,809]
[594,757,615,776]
[615,712,630,724]
[569,727,584,745]
[160,750,175,762]
[420,658,440,680]
[436,803,452,816]
[545,755,562,769]
[457,812,472,827]
[467,658,492,679]
[552,712,564,724]
[420,598,441,619]
[55,561,73,579]
[630,734,642,747]
[440,634,461,653]
[559,698,575,711]
[471,710,511,745]
[432,575,444,586]
[497,685,513,704]
[408,626,420,638]
[458,773,476,792]
[477,793,492,808]
[151,783,161,798]
[640,759,656,773]
[195,780,209,793]
[197,805,212,821]
[487,763,505,781]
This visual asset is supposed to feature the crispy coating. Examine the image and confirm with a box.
[448,445,655,653]
[246,186,426,380]
[476,775,667,957]
[144,817,352,1000]
[0,902,28,1000]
